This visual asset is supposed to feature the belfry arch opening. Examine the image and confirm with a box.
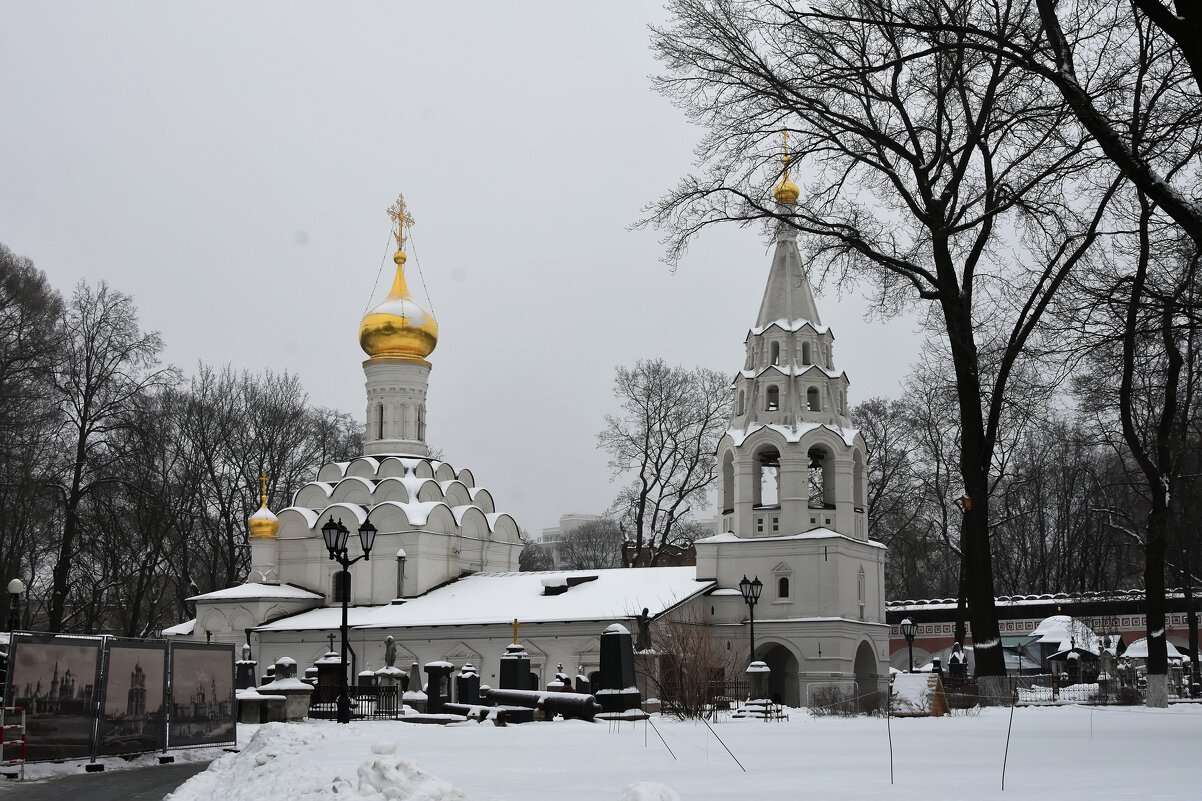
[807,446,832,509]
[806,387,820,411]
[766,385,780,411]
[754,446,781,508]
[721,450,734,513]
[770,341,780,365]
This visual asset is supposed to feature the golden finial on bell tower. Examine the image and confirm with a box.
[773,129,800,205]
[259,472,269,507]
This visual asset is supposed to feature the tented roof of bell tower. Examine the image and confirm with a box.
[754,236,822,330]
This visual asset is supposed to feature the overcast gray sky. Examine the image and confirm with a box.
[1,2,919,534]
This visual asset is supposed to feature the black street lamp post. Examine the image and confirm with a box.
[7,578,24,632]
[321,514,377,724]
[900,618,917,673]
[738,574,764,665]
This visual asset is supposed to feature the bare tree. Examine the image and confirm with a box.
[47,281,176,631]
[1067,207,1201,705]
[650,607,743,719]
[518,535,554,572]
[0,244,64,629]
[559,518,625,570]
[599,359,731,567]
[645,0,1118,692]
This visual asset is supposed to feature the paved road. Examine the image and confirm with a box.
[0,760,212,801]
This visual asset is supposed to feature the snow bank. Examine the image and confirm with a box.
[165,725,467,801]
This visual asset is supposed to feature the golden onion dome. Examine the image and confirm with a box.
[358,250,439,361]
[248,475,279,540]
[773,130,799,205]
[774,156,800,205]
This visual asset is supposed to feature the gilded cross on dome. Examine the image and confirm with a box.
[387,194,415,250]
[259,472,268,506]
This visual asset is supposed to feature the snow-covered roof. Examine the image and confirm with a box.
[749,318,830,337]
[1031,615,1101,654]
[162,618,196,636]
[188,582,324,603]
[725,421,860,447]
[1121,637,1184,659]
[697,528,886,550]
[738,364,846,381]
[255,567,714,632]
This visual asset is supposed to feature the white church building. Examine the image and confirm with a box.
[183,178,889,707]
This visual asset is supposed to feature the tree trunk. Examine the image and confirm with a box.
[1144,499,1169,707]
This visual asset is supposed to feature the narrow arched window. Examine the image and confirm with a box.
[417,405,426,440]
[778,576,790,599]
[377,403,385,439]
[857,567,866,620]
[770,341,780,365]
[802,342,811,365]
[807,387,820,411]
[737,389,745,415]
[332,572,350,602]
[766,385,780,411]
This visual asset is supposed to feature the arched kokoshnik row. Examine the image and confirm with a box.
[293,476,494,511]
[277,500,518,544]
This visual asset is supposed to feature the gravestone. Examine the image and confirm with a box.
[948,642,968,678]
[596,623,641,713]
[403,661,427,712]
[314,649,344,705]
[733,661,773,718]
[456,662,481,706]
[500,643,531,691]
[259,656,314,721]
[575,666,590,695]
[235,642,258,690]
[424,661,454,713]
[376,636,407,713]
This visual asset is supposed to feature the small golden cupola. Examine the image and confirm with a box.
[773,130,800,205]
[359,194,439,363]
[248,473,280,540]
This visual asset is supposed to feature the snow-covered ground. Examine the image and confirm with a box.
[160,705,1202,801]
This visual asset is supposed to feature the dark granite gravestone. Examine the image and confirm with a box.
[596,623,641,713]
[456,662,481,705]
[575,667,590,695]
[499,643,531,690]
[424,661,454,713]
[948,642,968,678]
[235,642,257,690]
[314,649,344,705]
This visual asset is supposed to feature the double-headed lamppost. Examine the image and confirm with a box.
[7,579,25,632]
[900,618,917,673]
[321,515,378,724]
[738,575,764,665]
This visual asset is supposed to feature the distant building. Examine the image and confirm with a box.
[535,514,601,568]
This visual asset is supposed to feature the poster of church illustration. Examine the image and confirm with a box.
[166,641,235,748]
[97,639,168,756]
[4,633,103,762]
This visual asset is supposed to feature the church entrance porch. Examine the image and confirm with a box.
[757,642,800,707]
[853,639,885,712]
